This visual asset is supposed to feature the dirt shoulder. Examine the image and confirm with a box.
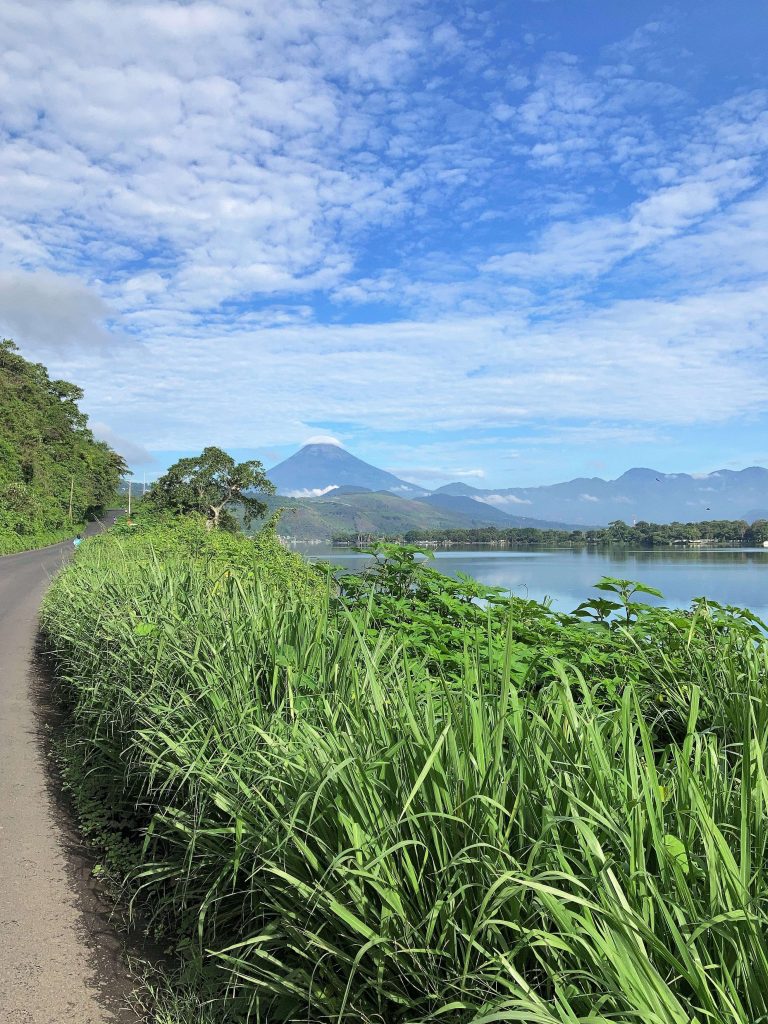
[0,523,138,1023]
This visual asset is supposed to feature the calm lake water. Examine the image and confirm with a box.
[295,545,768,623]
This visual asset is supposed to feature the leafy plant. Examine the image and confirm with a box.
[573,576,664,624]
[41,526,768,1023]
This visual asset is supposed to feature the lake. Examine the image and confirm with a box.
[295,545,768,623]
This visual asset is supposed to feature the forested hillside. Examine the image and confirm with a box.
[0,340,126,552]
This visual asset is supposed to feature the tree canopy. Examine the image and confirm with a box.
[144,446,274,530]
[0,339,126,545]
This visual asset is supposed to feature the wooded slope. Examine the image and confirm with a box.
[0,340,125,548]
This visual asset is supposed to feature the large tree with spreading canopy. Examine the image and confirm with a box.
[145,446,274,530]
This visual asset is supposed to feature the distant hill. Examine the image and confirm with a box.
[743,508,768,524]
[259,491,474,541]
[433,482,483,497]
[419,493,521,526]
[268,443,426,498]
[435,467,768,526]
[420,493,578,530]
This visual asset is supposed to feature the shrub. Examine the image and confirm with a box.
[41,527,768,1023]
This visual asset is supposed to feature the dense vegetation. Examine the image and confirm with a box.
[251,490,471,542]
[333,516,768,548]
[42,514,768,1023]
[0,340,126,553]
[144,446,274,530]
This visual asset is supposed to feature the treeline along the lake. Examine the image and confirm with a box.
[333,516,768,548]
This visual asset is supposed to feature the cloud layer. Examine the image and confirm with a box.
[1,1,767,485]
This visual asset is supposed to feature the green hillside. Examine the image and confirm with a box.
[251,490,475,540]
[0,340,126,552]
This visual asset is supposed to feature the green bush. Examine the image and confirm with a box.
[41,525,768,1023]
[0,522,83,555]
[0,340,125,543]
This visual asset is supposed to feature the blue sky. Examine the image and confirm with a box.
[2,0,768,488]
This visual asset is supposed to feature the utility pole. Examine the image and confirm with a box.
[68,476,74,523]
[128,480,132,517]
[142,471,146,496]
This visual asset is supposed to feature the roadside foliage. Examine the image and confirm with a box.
[42,516,768,1023]
[0,340,125,553]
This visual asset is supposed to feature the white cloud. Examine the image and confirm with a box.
[508,48,682,175]
[31,279,768,455]
[0,270,116,349]
[484,161,757,281]
[482,494,533,507]
[392,466,486,483]
[579,493,600,502]
[650,185,768,287]
[90,423,154,465]
[0,0,473,318]
[485,82,768,285]
[285,485,339,497]
[514,425,664,447]
[304,435,343,447]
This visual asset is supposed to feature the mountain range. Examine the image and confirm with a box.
[263,443,768,539]
[433,467,768,526]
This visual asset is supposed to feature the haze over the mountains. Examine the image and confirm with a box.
[268,443,768,528]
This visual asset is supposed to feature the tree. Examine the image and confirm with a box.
[0,339,126,541]
[606,520,633,544]
[746,519,768,545]
[145,447,275,530]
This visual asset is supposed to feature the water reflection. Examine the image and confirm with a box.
[297,544,768,621]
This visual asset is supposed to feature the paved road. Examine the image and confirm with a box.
[0,517,137,1023]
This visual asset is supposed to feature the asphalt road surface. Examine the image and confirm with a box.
[0,515,137,1023]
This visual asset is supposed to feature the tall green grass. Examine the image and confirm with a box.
[41,519,768,1022]
[0,522,83,555]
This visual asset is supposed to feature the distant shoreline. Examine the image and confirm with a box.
[324,538,768,551]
